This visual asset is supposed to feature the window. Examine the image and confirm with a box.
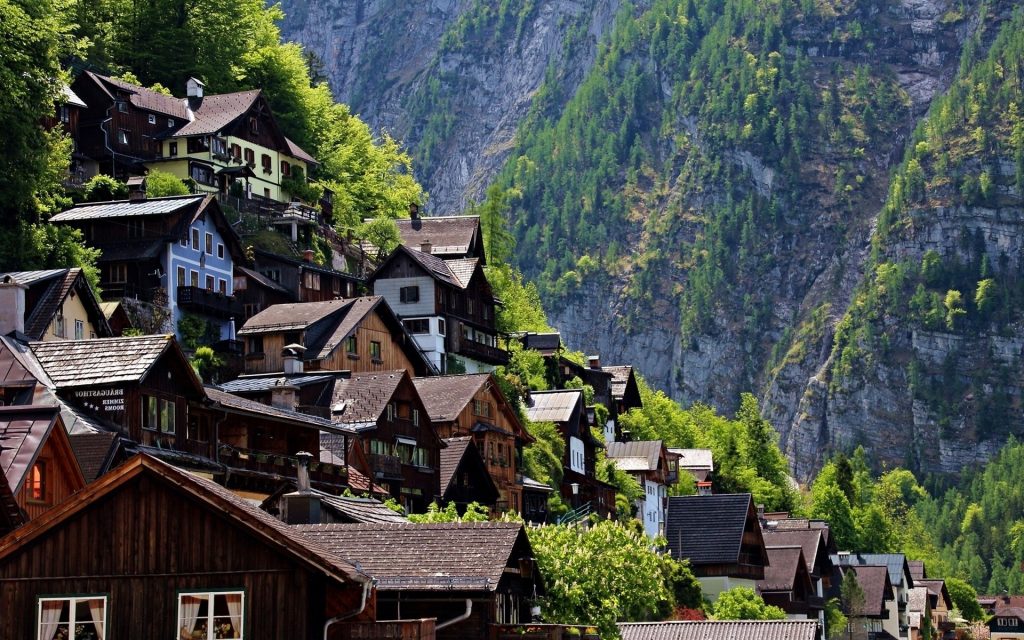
[403,318,429,334]
[399,286,420,303]
[148,114,156,124]
[370,341,382,361]
[110,263,128,284]
[205,232,213,254]
[168,118,175,128]
[473,399,492,418]
[281,160,290,176]
[190,270,199,287]
[303,271,321,291]
[369,439,390,456]
[205,275,214,291]
[231,144,241,160]
[386,402,396,422]
[169,141,178,157]
[37,596,106,640]
[178,591,244,639]
[116,100,128,113]
[118,129,129,145]
[53,312,66,338]
[261,153,272,174]
[160,398,176,434]
[412,446,428,467]
[249,116,259,133]
[211,137,228,157]
[59,106,70,123]
[128,218,144,238]
[217,243,225,259]
[190,163,214,186]
[144,396,176,433]
[192,228,200,250]
[218,279,227,295]
[346,336,357,355]
[438,318,446,336]
[467,299,474,315]
[144,395,158,430]
[75,319,84,340]
[177,266,186,287]
[412,409,419,427]
[243,148,254,165]
[28,461,45,502]
[247,336,264,354]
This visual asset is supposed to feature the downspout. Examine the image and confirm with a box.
[435,599,473,631]
[322,578,372,640]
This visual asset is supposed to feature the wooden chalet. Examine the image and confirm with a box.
[606,440,679,539]
[917,579,954,639]
[67,431,123,483]
[253,249,362,304]
[393,212,486,262]
[757,545,818,620]
[830,565,899,639]
[665,493,769,601]
[830,552,914,637]
[43,85,94,186]
[49,193,244,343]
[438,436,499,512]
[328,370,440,513]
[238,297,433,377]
[98,300,134,336]
[601,365,643,426]
[523,389,616,519]
[0,269,112,341]
[618,620,818,640]
[0,405,85,535]
[989,607,1024,639]
[297,522,544,639]
[0,454,376,640]
[412,373,534,513]
[233,265,295,322]
[369,244,505,373]
[762,525,836,630]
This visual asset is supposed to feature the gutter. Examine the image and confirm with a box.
[323,578,373,640]
[435,599,473,631]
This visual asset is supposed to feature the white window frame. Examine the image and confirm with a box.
[147,113,156,125]
[37,595,107,640]
[74,319,85,340]
[177,590,245,639]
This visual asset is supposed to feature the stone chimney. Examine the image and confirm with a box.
[0,276,27,336]
[282,344,305,375]
[186,77,205,99]
[420,241,432,254]
[270,381,298,411]
[302,249,315,263]
[283,451,321,524]
[588,355,601,369]
[127,176,147,202]
[409,202,420,220]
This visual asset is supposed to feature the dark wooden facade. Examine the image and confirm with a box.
[254,250,362,303]
[13,416,85,521]
[0,456,372,640]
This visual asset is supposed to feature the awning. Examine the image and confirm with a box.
[217,165,256,178]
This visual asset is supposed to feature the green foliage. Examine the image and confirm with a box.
[189,346,223,383]
[944,577,984,621]
[0,222,102,293]
[824,598,848,640]
[407,501,490,522]
[357,215,401,261]
[177,313,218,351]
[145,169,190,197]
[527,520,697,638]
[486,263,553,336]
[83,175,128,202]
[520,420,565,514]
[712,587,786,620]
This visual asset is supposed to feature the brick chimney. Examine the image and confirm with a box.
[283,451,322,524]
[270,380,298,411]
[420,241,432,254]
[0,276,27,336]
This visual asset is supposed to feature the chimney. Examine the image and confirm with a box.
[283,451,322,524]
[0,276,27,336]
[420,241,432,254]
[409,202,420,220]
[127,176,147,202]
[186,77,205,99]
[588,355,601,370]
[270,381,298,411]
[302,249,315,263]
[282,344,305,375]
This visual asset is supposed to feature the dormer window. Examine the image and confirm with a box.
[116,101,128,113]
[148,114,156,125]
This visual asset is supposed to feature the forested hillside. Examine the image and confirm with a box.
[285,0,1024,479]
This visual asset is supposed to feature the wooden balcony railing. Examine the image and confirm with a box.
[177,286,243,319]
[368,453,403,480]
[218,444,347,486]
[454,339,509,365]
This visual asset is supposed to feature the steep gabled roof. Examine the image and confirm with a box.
[523,389,582,424]
[0,268,113,340]
[284,137,318,165]
[763,529,826,575]
[842,565,894,617]
[67,431,119,482]
[603,365,637,400]
[0,454,370,586]
[0,405,65,494]
[412,373,491,423]
[29,334,203,394]
[831,552,912,589]
[394,215,482,259]
[607,440,663,472]
[295,522,529,591]
[439,436,498,504]
[238,299,346,334]
[918,579,952,609]
[329,371,407,429]
[665,494,763,566]
[172,90,261,137]
[86,72,190,119]
[618,621,818,640]
[445,258,480,288]
[759,545,808,592]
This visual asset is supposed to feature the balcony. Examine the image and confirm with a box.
[177,286,242,319]
[368,453,403,480]
[454,338,509,365]
[218,444,347,487]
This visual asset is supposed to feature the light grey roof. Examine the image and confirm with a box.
[218,374,334,393]
[62,85,87,108]
[618,621,818,640]
[670,448,714,471]
[522,475,553,492]
[0,269,68,285]
[205,387,335,429]
[444,258,478,288]
[907,586,929,614]
[523,389,582,424]
[607,440,663,472]
[29,334,179,388]
[49,195,206,221]
[318,494,408,524]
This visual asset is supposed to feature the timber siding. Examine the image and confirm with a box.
[373,276,436,317]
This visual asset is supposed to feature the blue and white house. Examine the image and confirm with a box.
[50,187,244,344]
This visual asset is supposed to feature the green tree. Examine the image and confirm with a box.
[945,577,983,621]
[974,278,997,318]
[357,214,401,261]
[407,501,490,522]
[83,175,128,202]
[811,482,857,550]
[145,169,190,197]
[824,597,848,640]
[840,569,867,640]
[944,289,966,330]
[712,586,786,620]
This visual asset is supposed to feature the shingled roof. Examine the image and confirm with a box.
[842,565,893,617]
[330,371,407,430]
[523,389,582,424]
[238,299,351,334]
[172,90,261,137]
[395,215,481,258]
[763,529,825,575]
[294,522,529,591]
[618,620,818,640]
[603,365,635,400]
[204,386,337,431]
[68,431,119,482]
[759,545,807,592]
[0,268,112,340]
[445,258,479,288]
[49,194,206,222]
[0,405,63,494]
[607,440,663,472]
[88,72,190,119]
[318,494,408,524]
[412,373,491,423]
[665,494,764,566]
[29,334,202,392]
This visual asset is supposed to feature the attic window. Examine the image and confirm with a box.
[117,100,128,113]
[346,336,357,355]
[28,461,46,502]
[249,116,259,133]
[148,114,156,125]
[167,118,175,128]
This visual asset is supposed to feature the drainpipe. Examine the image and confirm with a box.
[436,599,473,631]
[322,578,373,640]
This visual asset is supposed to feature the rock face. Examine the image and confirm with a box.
[284,0,1024,479]
[279,0,622,214]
